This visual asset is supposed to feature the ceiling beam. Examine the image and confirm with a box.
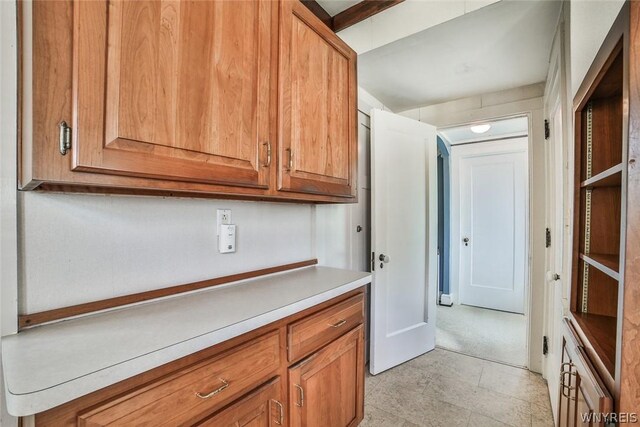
[300,0,333,28]
[332,0,405,32]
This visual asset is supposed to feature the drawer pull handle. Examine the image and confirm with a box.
[195,378,229,399]
[294,384,304,407]
[272,399,284,425]
[329,319,347,328]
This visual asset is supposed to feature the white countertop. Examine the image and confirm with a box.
[2,265,371,416]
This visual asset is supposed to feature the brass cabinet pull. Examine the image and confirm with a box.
[328,319,347,328]
[263,142,271,167]
[559,363,577,399]
[286,148,294,171]
[294,384,304,407]
[195,378,229,399]
[272,399,284,425]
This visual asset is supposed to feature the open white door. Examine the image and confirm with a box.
[370,109,438,375]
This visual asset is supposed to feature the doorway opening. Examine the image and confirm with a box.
[436,115,531,367]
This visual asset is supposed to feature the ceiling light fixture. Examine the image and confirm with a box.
[470,124,491,134]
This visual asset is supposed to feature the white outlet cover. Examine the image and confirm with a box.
[216,209,232,235]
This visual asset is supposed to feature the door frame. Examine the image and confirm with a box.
[442,112,533,368]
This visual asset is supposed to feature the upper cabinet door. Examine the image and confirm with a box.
[72,0,275,189]
[278,0,358,198]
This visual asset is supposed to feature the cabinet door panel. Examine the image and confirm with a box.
[288,326,364,427]
[197,378,283,427]
[278,0,357,198]
[73,0,274,188]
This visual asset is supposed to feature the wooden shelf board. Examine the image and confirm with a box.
[571,312,617,378]
[580,252,620,279]
[581,163,623,188]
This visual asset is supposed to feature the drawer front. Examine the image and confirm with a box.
[78,332,280,426]
[196,377,283,427]
[288,294,364,361]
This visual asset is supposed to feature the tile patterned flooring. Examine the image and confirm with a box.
[362,348,554,427]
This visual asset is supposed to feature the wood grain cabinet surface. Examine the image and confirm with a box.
[32,289,366,427]
[557,322,613,427]
[277,0,358,198]
[288,326,364,427]
[21,0,357,203]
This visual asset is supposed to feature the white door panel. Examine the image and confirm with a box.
[370,109,437,374]
[455,139,528,314]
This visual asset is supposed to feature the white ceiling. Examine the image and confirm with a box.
[316,0,359,16]
[357,0,562,112]
[439,116,528,145]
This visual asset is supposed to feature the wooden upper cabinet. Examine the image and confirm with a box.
[72,0,275,188]
[23,0,358,202]
[278,0,358,198]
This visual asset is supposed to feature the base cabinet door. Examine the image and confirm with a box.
[197,378,284,427]
[558,329,613,427]
[288,326,364,427]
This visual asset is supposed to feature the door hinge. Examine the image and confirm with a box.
[545,228,551,248]
[59,121,72,156]
[543,336,549,355]
[544,119,550,140]
[371,252,375,271]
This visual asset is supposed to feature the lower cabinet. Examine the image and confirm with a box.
[558,321,613,427]
[289,326,364,427]
[196,378,284,427]
[32,289,366,427]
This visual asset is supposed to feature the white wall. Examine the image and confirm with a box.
[1,0,19,425]
[570,0,625,97]
[20,194,314,313]
[399,87,547,374]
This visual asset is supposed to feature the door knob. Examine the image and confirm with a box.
[379,254,390,263]
[463,237,470,246]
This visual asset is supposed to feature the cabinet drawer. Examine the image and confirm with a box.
[288,294,364,361]
[78,332,280,426]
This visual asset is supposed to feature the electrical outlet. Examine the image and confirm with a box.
[217,209,232,235]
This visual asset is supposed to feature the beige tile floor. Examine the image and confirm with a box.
[362,348,554,427]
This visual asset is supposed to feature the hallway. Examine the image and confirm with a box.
[362,348,553,427]
[436,304,527,366]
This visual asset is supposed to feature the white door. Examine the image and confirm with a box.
[370,109,438,375]
[454,139,528,314]
[542,32,568,418]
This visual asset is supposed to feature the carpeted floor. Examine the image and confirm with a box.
[436,303,527,367]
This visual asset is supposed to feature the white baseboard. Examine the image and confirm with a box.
[440,293,454,306]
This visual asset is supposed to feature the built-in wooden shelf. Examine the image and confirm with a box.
[581,163,623,188]
[580,252,620,280]
[572,312,617,378]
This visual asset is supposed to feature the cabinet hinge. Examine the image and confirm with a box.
[543,336,549,355]
[59,121,72,156]
[545,228,551,248]
[544,119,550,140]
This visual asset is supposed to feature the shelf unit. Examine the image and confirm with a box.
[571,36,624,388]
[566,2,640,414]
